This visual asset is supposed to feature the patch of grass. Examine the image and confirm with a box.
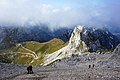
[0,53,13,63]
[0,38,68,65]
[22,41,45,53]
[13,54,33,64]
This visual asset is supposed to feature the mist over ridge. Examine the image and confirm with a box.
[0,0,120,32]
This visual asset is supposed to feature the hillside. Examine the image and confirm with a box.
[0,38,67,65]
[1,44,120,80]
[42,25,120,65]
[0,25,119,66]
[0,26,72,50]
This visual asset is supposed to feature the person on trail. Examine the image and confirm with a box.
[92,64,95,68]
[27,65,33,74]
[89,65,91,69]
[27,66,29,74]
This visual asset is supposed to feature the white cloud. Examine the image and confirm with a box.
[0,0,120,29]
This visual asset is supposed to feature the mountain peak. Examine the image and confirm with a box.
[76,25,84,31]
[42,25,89,65]
[72,25,84,35]
[69,25,88,52]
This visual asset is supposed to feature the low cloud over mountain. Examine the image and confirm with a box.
[0,0,120,30]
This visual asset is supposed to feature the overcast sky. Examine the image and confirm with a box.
[0,0,120,29]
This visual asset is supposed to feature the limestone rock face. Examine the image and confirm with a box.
[68,26,88,52]
[42,25,89,65]
[42,25,120,66]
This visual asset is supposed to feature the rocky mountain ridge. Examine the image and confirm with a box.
[0,25,119,66]
[42,25,120,66]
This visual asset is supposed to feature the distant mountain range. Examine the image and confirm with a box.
[0,26,72,49]
[0,25,119,50]
[0,25,119,65]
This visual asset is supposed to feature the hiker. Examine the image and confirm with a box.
[92,64,95,68]
[27,65,33,74]
[89,65,91,69]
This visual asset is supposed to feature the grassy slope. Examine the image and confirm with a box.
[0,38,68,65]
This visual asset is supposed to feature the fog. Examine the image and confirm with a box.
[0,0,120,30]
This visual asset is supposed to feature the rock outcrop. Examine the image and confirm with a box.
[42,25,89,65]
[42,25,120,66]
[112,44,120,56]
[110,44,120,61]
